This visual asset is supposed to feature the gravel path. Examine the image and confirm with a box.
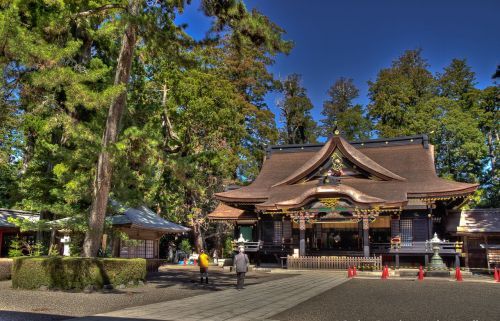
[272,278,500,321]
[0,266,295,321]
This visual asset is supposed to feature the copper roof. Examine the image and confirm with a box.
[215,135,478,210]
[208,203,257,221]
[446,209,500,234]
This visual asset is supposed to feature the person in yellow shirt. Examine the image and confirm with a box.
[199,249,209,284]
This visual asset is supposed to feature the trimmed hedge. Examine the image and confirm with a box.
[12,257,146,290]
[0,258,13,280]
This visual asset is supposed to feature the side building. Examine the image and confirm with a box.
[209,134,480,268]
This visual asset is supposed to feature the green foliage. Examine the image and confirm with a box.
[321,77,371,140]
[11,257,146,290]
[224,237,234,257]
[30,241,45,257]
[278,73,317,144]
[69,233,84,257]
[8,237,23,258]
[0,0,292,252]
[367,49,493,202]
[368,49,436,138]
[179,239,192,254]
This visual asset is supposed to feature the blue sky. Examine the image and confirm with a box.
[176,0,500,131]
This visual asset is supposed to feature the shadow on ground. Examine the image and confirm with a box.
[148,266,295,291]
[0,311,160,321]
[0,266,296,321]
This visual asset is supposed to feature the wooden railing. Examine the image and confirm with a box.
[233,241,293,253]
[287,255,382,270]
[233,241,263,252]
[371,241,462,255]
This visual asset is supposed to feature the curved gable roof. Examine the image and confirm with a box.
[272,136,405,187]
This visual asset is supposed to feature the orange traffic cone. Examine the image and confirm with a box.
[183,259,187,266]
[418,265,424,281]
[353,266,357,277]
[347,267,353,278]
[381,266,388,279]
[494,267,499,282]
[455,267,463,281]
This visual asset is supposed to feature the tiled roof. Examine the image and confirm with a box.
[207,203,257,220]
[0,208,39,228]
[111,206,189,233]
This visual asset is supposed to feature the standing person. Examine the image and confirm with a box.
[199,249,209,284]
[212,249,218,265]
[234,246,249,290]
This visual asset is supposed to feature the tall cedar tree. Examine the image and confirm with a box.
[0,0,291,255]
[321,77,370,140]
[368,50,487,190]
[368,49,436,137]
[278,74,317,144]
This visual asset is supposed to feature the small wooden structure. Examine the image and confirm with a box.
[0,206,189,271]
[0,209,40,257]
[446,208,500,270]
[110,206,189,272]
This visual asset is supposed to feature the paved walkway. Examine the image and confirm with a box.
[72,272,348,321]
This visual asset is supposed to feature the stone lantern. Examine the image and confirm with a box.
[425,233,450,277]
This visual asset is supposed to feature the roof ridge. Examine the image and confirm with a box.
[267,134,429,155]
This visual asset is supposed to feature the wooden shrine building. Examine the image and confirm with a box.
[209,134,479,267]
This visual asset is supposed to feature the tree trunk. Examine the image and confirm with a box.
[82,0,141,257]
[487,130,496,179]
[192,218,204,253]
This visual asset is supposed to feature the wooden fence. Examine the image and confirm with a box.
[287,255,382,270]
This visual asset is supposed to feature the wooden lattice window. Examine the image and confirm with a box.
[283,220,292,240]
[273,221,282,244]
[120,239,154,258]
[400,219,413,247]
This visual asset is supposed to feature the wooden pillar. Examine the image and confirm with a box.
[299,213,306,256]
[427,204,433,240]
[362,215,370,257]
[257,214,262,242]
[485,235,490,273]
[463,235,469,268]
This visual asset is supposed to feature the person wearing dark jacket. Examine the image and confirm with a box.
[234,246,249,289]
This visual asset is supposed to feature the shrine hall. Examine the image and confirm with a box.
[208,133,481,268]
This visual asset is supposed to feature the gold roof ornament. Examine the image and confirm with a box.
[319,197,340,208]
[330,150,343,176]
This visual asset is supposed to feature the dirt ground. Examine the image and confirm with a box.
[0,265,296,321]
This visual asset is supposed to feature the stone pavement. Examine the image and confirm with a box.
[71,271,348,321]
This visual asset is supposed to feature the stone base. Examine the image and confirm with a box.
[398,269,418,277]
[425,270,450,277]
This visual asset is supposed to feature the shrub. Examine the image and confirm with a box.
[179,239,191,254]
[223,237,234,258]
[12,257,146,290]
[8,237,23,257]
[0,258,13,280]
